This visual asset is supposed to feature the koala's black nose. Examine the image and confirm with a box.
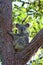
[21,29,23,31]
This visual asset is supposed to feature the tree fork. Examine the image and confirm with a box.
[0,0,43,65]
[14,29,43,65]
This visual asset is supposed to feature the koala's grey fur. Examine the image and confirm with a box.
[8,23,29,52]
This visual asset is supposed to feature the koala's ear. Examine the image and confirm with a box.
[25,23,30,27]
[16,23,20,28]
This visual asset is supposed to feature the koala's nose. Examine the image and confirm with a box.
[21,29,23,31]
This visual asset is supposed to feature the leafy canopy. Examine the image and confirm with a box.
[12,0,43,38]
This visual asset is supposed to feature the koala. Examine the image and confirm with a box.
[8,23,29,52]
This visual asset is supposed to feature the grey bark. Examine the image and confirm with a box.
[0,0,14,65]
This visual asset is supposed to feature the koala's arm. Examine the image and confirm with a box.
[7,31,14,40]
[7,31,22,40]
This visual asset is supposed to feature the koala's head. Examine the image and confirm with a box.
[16,23,29,34]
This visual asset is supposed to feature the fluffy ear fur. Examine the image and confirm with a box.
[16,23,20,28]
[25,23,30,27]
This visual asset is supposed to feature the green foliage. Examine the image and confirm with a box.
[12,0,43,37]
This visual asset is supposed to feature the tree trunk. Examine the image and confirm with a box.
[0,0,14,65]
